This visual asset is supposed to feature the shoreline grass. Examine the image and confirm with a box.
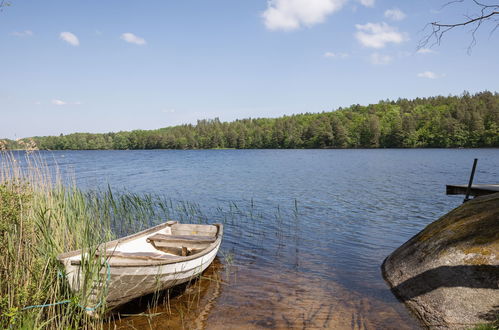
[0,151,125,328]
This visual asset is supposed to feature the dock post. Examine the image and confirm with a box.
[463,158,478,203]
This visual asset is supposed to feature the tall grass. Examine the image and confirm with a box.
[0,151,212,328]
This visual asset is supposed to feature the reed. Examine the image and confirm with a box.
[0,152,210,328]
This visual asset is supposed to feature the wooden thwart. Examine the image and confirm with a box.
[147,233,217,244]
[147,233,216,256]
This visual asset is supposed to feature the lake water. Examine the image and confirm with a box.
[15,149,499,328]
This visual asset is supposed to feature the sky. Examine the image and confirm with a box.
[1,0,498,139]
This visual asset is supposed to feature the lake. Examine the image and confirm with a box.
[16,149,499,328]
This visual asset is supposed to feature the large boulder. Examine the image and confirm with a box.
[382,193,499,329]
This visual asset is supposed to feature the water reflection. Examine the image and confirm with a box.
[109,258,225,329]
[109,256,419,329]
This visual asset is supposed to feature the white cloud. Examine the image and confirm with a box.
[359,0,374,7]
[52,99,67,106]
[11,30,33,37]
[355,22,408,48]
[416,48,436,54]
[120,33,146,45]
[417,71,443,79]
[324,51,349,58]
[262,0,346,31]
[51,99,82,105]
[370,52,392,65]
[384,8,406,21]
[59,32,79,46]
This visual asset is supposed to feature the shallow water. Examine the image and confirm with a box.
[11,149,499,328]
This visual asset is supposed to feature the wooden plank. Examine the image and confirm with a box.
[70,250,179,265]
[171,223,218,236]
[96,250,175,260]
[147,233,217,244]
[446,184,499,196]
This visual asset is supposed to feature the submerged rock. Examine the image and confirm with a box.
[382,193,499,329]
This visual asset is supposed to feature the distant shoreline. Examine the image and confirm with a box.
[3,147,499,152]
[2,91,498,150]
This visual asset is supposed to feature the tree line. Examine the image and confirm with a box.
[2,91,498,150]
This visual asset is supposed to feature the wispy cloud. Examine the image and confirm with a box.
[52,99,67,106]
[370,52,392,65]
[262,0,347,31]
[324,51,349,59]
[11,30,33,37]
[416,48,436,55]
[358,0,374,8]
[51,99,82,106]
[355,22,408,48]
[59,32,79,46]
[384,8,406,21]
[417,71,444,79]
[120,33,146,45]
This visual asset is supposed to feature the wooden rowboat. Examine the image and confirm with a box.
[57,221,223,313]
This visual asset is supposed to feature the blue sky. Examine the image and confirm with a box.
[1,0,498,139]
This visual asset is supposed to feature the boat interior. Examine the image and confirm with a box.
[66,222,221,266]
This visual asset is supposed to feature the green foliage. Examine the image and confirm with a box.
[471,323,499,330]
[7,91,499,150]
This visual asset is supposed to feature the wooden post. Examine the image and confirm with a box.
[464,158,478,203]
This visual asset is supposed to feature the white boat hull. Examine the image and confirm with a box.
[58,222,223,312]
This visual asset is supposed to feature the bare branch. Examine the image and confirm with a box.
[421,0,499,51]
[0,0,12,12]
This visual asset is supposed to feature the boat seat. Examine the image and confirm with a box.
[146,233,216,256]
[146,233,217,245]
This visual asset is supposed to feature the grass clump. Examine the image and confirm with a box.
[0,152,113,328]
[471,323,498,330]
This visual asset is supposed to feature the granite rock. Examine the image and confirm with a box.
[382,193,499,329]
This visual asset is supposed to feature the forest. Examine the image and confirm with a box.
[2,91,498,150]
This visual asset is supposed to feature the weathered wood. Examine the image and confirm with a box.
[95,250,175,260]
[147,233,217,244]
[147,233,216,253]
[171,223,218,236]
[446,184,499,197]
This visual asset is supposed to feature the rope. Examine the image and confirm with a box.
[22,300,71,310]
[22,260,111,312]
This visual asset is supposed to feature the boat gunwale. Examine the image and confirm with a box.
[57,222,223,268]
